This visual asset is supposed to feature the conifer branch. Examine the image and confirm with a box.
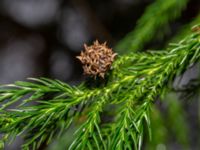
[0,27,200,149]
[109,31,200,149]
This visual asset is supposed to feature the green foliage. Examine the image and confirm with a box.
[0,29,200,149]
[115,0,188,53]
[0,0,200,149]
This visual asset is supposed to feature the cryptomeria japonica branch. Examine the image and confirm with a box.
[0,26,200,150]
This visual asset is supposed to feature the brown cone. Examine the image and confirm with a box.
[77,40,117,78]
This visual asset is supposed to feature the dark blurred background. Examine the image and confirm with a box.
[0,0,199,84]
[0,0,199,149]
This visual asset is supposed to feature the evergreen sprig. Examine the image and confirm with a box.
[109,31,200,149]
[116,0,188,53]
[0,29,200,149]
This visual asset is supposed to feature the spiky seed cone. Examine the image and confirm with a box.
[77,40,117,78]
